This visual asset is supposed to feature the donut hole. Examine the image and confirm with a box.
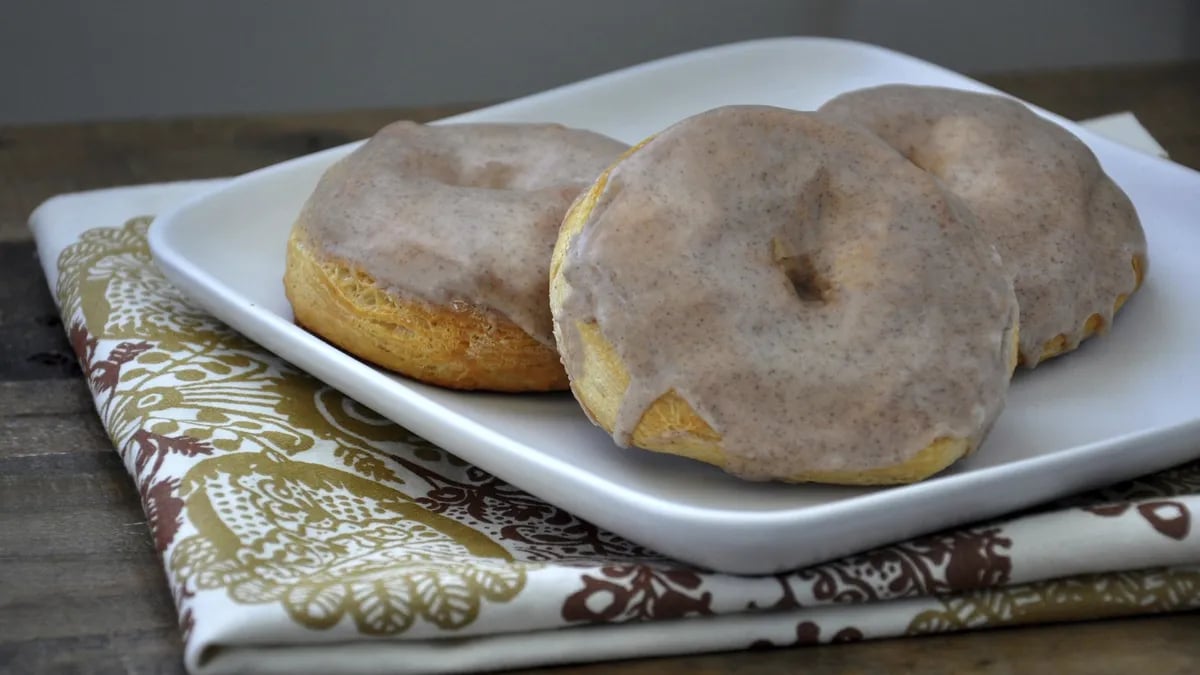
[417,155,539,193]
[424,158,522,191]
[772,240,832,304]
[458,160,520,190]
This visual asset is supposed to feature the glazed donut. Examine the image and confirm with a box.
[285,121,627,391]
[819,85,1147,367]
[549,106,1019,485]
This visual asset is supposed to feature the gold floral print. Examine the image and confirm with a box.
[908,568,1200,633]
[170,451,525,633]
[56,218,528,635]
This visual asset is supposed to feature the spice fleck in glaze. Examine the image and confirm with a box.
[553,106,1019,480]
[819,85,1147,367]
[297,121,627,347]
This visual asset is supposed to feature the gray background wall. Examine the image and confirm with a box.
[3,0,1198,125]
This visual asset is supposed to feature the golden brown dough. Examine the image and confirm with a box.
[286,227,569,391]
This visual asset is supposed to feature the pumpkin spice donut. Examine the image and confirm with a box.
[819,85,1147,367]
[550,106,1020,485]
[285,121,627,391]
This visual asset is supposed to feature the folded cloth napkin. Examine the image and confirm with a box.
[29,114,1200,675]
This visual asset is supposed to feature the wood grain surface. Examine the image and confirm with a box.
[1,61,1198,674]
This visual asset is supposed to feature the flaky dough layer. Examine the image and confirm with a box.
[286,227,568,391]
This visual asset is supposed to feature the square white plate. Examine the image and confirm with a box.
[150,37,1200,574]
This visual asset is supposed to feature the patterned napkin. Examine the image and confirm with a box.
[30,116,1200,674]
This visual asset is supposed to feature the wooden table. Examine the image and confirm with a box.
[2,62,1199,674]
